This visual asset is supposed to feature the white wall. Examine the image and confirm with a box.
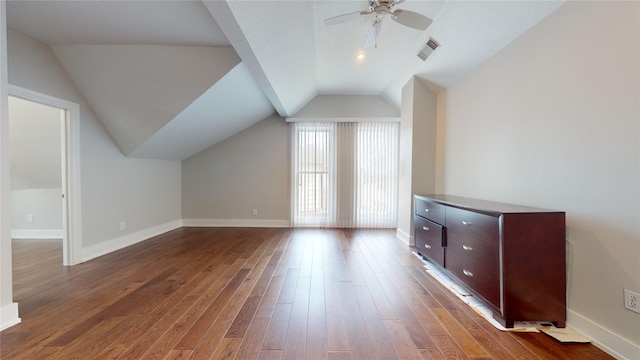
[436,1,639,358]
[397,78,437,244]
[11,188,62,237]
[9,96,62,190]
[0,0,21,331]
[6,29,182,258]
[9,96,63,238]
[182,115,289,227]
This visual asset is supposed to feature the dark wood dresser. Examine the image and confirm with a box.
[414,194,566,328]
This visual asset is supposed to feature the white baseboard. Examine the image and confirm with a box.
[81,220,181,262]
[396,228,412,246]
[0,302,20,331]
[11,229,63,239]
[568,309,640,360]
[182,218,290,228]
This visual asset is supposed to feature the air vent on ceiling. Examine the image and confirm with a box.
[417,37,440,61]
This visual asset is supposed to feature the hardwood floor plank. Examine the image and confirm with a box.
[208,337,242,360]
[41,315,128,359]
[226,295,262,338]
[258,349,283,360]
[323,258,351,352]
[431,335,471,360]
[47,267,181,346]
[351,249,397,320]
[174,267,251,350]
[337,281,376,359]
[419,348,446,360]
[383,319,425,360]
[353,285,399,359]
[3,229,613,360]
[282,275,310,359]
[262,303,293,350]
[430,307,490,358]
[306,268,328,360]
[163,349,192,359]
[447,308,525,360]
[141,259,254,358]
[328,351,351,360]
[374,271,436,349]
[235,317,271,360]
[255,275,286,318]
[277,268,300,304]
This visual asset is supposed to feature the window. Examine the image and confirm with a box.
[291,122,399,228]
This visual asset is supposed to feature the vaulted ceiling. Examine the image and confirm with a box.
[6,0,564,160]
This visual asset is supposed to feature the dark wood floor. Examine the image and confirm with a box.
[3,228,613,359]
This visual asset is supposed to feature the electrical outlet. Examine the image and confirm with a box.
[252,209,258,216]
[624,289,640,314]
[119,222,127,231]
[27,214,34,223]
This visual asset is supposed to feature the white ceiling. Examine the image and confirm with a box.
[6,0,564,160]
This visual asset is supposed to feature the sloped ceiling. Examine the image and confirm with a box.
[6,0,565,160]
[52,44,244,156]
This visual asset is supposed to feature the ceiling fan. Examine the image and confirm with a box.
[324,0,433,48]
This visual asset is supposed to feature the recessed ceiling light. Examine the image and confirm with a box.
[355,52,366,62]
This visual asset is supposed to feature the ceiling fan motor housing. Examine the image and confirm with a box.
[370,0,395,14]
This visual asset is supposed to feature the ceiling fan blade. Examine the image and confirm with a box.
[391,9,432,31]
[363,19,383,49]
[324,10,372,26]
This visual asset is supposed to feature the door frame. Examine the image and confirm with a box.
[8,84,82,265]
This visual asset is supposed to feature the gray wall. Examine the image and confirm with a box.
[182,115,289,226]
[6,29,182,251]
[1,0,20,330]
[9,96,62,235]
[436,1,639,355]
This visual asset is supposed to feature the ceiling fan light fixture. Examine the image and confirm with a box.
[417,37,440,61]
[325,0,433,49]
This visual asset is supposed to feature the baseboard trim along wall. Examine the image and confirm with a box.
[81,220,181,262]
[568,309,639,360]
[0,302,20,332]
[181,219,290,228]
[11,229,63,239]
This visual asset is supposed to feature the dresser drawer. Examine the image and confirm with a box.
[446,252,500,308]
[447,234,499,276]
[445,207,499,246]
[414,216,445,267]
[414,197,445,224]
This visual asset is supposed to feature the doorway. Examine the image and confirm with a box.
[9,96,64,250]
[8,85,81,266]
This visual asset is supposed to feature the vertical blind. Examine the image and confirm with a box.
[291,122,399,228]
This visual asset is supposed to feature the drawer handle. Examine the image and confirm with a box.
[422,226,430,231]
[462,220,473,226]
[424,244,431,249]
[462,245,473,251]
[424,209,431,213]
[462,269,474,277]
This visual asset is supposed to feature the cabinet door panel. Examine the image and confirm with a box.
[414,216,445,267]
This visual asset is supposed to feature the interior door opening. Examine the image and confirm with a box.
[8,96,66,264]
[8,85,81,266]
